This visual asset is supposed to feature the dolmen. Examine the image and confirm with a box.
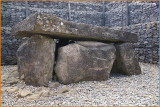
[11,12,141,86]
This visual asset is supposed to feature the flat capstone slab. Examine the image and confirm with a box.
[11,12,138,43]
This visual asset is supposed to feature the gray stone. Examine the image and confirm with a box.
[11,12,138,43]
[17,35,55,86]
[55,41,116,84]
[112,43,141,75]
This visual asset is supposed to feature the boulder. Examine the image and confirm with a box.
[112,43,141,75]
[55,41,116,84]
[17,35,55,86]
[11,12,138,43]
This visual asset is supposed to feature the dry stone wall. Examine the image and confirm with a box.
[1,1,159,65]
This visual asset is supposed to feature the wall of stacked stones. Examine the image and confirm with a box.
[105,1,159,27]
[112,21,159,64]
[1,1,159,65]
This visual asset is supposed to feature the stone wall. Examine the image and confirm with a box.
[1,27,28,65]
[1,1,103,27]
[1,1,159,65]
[105,1,159,27]
[112,21,159,64]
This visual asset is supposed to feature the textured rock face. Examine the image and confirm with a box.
[17,35,55,86]
[113,43,141,75]
[55,41,116,84]
[11,12,138,43]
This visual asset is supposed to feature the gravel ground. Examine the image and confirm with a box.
[1,63,159,106]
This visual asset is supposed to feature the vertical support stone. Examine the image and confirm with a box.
[112,43,141,75]
[17,35,56,86]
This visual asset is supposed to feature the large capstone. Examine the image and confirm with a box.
[112,43,141,75]
[11,12,138,43]
[54,41,116,84]
[17,35,55,86]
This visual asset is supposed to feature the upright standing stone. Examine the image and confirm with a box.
[112,43,141,75]
[17,35,55,86]
[11,12,138,43]
[55,41,116,84]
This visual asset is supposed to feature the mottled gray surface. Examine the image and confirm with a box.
[17,35,55,86]
[105,1,159,27]
[112,21,159,64]
[11,13,138,43]
[55,42,116,84]
[112,43,141,75]
[1,27,28,65]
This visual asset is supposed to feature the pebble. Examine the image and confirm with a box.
[1,63,159,106]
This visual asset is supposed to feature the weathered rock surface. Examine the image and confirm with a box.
[5,77,19,85]
[58,86,70,94]
[112,43,141,75]
[55,41,116,84]
[48,82,60,88]
[18,89,32,98]
[11,12,138,43]
[3,86,19,93]
[26,93,41,101]
[17,35,55,86]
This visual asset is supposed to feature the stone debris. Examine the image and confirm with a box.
[36,87,50,97]
[18,89,32,98]
[49,90,56,96]
[48,82,60,88]
[6,86,19,93]
[26,93,41,101]
[1,74,9,83]
[5,77,19,85]
[1,86,19,94]
[58,86,70,94]
[11,70,19,78]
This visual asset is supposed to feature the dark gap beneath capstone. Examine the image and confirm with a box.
[52,38,75,81]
